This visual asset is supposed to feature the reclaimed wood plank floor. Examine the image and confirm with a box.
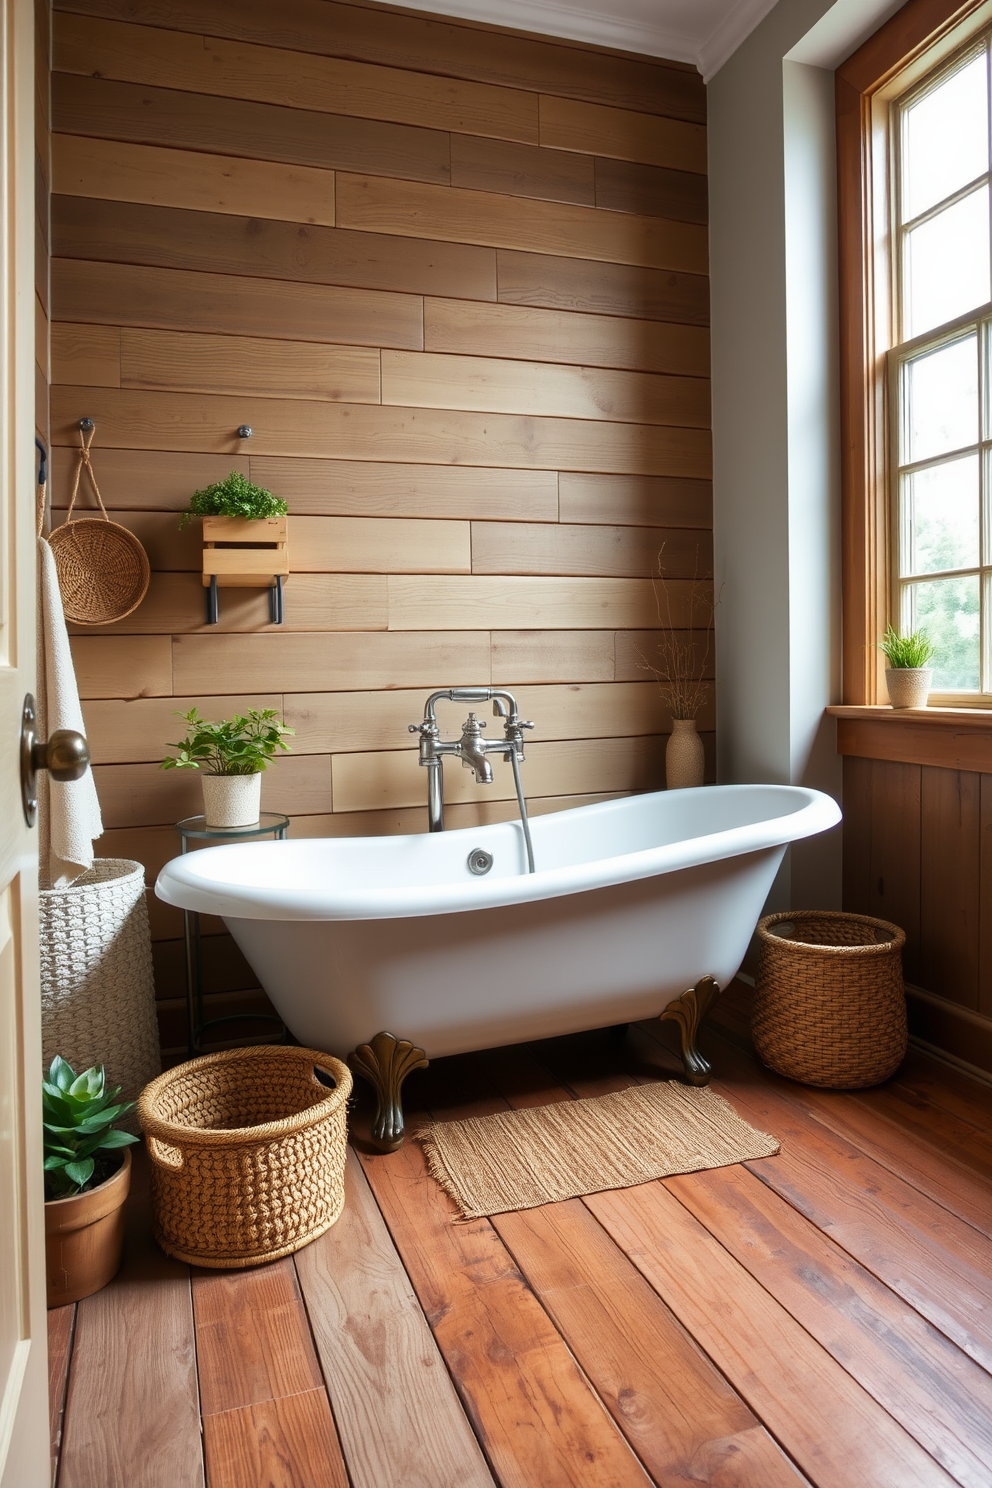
[50,982,992,1488]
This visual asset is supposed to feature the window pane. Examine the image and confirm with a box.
[906,574,980,688]
[902,50,988,222]
[902,454,979,574]
[905,334,978,463]
[904,186,991,338]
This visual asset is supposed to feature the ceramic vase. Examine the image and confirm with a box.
[884,667,931,709]
[201,772,262,828]
[45,1148,131,1307]
[666,718,705,789]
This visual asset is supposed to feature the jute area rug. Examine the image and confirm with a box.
[416,1081,780,1221]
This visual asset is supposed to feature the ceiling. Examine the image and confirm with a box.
[381,0,782,81]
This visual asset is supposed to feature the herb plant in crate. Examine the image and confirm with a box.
[43,1056,139,1306]
[162,707,294,828]
[879,626,935,708]
[179,471,289,624]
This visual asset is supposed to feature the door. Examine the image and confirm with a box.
[0,0,50,1482]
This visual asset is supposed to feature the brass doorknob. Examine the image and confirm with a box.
[20,694,90,826]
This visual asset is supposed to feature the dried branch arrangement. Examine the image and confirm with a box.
[636,547,715,722]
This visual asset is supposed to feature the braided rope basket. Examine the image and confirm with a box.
[752,911,908,1089]
[40,859,161,1130]
[138,1045,352,1268]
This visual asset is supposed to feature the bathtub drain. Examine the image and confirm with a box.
[467,848,494,875]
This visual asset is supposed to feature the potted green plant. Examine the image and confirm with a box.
[162,706,294,827]
[178,470,288,530]
[180,472,289,623]
[879,625,936,708]
[44,1056,139,1307]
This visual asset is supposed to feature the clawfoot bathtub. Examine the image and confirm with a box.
[157,784,840,1149]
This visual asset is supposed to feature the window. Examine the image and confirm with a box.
[836,0,992,706]
[891,40,992,694]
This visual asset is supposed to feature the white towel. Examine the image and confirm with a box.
[37,535,103,887]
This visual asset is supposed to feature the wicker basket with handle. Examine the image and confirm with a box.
[47,425,150,625]
[138,1045,352,1268]
[752,910,907,1089]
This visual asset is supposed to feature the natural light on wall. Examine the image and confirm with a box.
[894,41,992,693]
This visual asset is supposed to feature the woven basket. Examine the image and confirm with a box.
[48,518,150,625]
[138,1045,353,1268]
[752,911,908,1089]
[48,424,150,624]
[40,859,161,1130]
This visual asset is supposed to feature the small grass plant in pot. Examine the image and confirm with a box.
[880,626,936,709]
[162,707,294,827]
[44,1056,139,1306]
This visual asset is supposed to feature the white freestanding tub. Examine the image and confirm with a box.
[157,785,840,1146]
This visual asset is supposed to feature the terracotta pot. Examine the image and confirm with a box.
[45,1147,131,1308]
[201,772,262,828]
[666,718,705,789]
[884,667,931,709]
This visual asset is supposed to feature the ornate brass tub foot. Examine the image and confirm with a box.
[658,976,721,1086]
[348,1031,429,1152]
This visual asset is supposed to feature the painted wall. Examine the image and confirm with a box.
[707,0,903,913]
[46,0,713,1054]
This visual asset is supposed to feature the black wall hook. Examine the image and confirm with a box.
[237,425,252,439]
[35,437,47,488]
[79,417,94,433]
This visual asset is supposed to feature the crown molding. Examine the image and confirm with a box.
[697,0,782,79]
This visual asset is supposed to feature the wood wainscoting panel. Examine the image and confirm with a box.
[495,247,709,324]
[558,472,711,527]
[920,766,979,1010]
[249,458,558,522]
[49,0,713,1062]
[387,575,709,630]
[53,74,453,188]
[70,634,173,698]
[51,0,706,122]
[119,329,382,406]
[470,520,710,578]
[448,133,595,206]
[51,195,499,302]
[50,384,713,476]
[423,296,710,376]
[337,173,708,274]
[381,349,710,427]
[538,96,707,172]
[53,12,542,145]
[53,133,338,227]
[53,260,425,351]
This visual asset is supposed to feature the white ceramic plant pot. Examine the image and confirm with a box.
[201,773,262,829]
[884,667,932,709]
[666,718,705,790]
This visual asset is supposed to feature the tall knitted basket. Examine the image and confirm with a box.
[138,1046,352,1268]
[40,858,161,1126]
[752,911,907,1089]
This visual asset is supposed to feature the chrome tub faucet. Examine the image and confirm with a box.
[408,687,536,871]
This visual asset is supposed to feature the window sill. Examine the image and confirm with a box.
[826,705,992,772]
[826,704,992,728]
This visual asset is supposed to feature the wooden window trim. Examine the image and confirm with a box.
[836,0,991,705]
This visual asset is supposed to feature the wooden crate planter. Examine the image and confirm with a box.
[202,516,289,624]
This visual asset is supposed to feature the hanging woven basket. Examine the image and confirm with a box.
[48,426,150,625]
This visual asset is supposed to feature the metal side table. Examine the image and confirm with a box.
[176,812,289,1055]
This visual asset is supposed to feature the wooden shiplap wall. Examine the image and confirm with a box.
[47,0,712,1053]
